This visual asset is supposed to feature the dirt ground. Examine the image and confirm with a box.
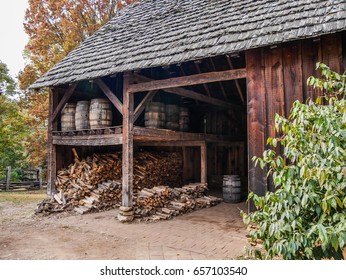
[0,190,249,260]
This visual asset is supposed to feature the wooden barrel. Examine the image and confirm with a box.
[179,107,189,132]
[89,98,112,129]
[75,101,90,130]
[61,103,76,131]
[145,102,166,128]
[165,104,180,131]
[223,175,242,203]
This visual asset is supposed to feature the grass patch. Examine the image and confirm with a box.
[0,190,46,204]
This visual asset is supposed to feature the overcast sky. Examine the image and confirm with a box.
[0,0,29,79]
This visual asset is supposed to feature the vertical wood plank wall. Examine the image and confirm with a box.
[246,33,343,210]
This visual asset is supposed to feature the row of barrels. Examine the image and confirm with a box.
[61,98,112,131]
[145,102,189,131]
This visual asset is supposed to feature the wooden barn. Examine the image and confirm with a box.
[31,0,346,217]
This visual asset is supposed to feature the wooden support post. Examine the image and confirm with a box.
[5,166,11,192]
[47,88,58,196]
[119,72,134,222]
[246,48,267,212]
[201,143,207,183]
[182,147,187,184]
[38,167,43,190]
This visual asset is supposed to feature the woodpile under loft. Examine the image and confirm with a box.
[36,150,222,221]
[56,149,183,191]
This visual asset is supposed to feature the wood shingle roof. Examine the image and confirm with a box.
[31,0,346,88]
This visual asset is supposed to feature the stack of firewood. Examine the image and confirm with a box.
[132,183,223,221]
[55,150,182,193]
[36,180,121,215]
[35,150,222,219]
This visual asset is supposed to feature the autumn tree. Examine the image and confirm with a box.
[18,0,138,167]
[0,61,31,171]
[0,61,16,95]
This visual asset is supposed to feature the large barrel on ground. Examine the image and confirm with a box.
[145,102,166,128]
[165,104,180,131]
[61,103,76,131]
[179,107,189,132]
[75,101,90,130]
[89,98,112,129]
[223,175,242,203]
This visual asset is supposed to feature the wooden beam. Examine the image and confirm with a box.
[129,68,247,93]
[226,55,245,104]
[53,134,123,146]
[95,78,123,115]
[133,126,233,142]
[133,74,241,110]
[51,82,78,123]
[201,143,207,183]
[209,58,228,101]
[122,73,134,208]
[194,62,211,96]
[138,140,205,147]
[134,90,158,122]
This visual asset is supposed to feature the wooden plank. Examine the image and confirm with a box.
[282,41,303,117]
[182,147,188,183]
[122,73,134,208]
[129,68,247,93]
[51,83,77,123]
[53,134,123,146]
[133,74,240,110]
[246,48,267,211]
[133,126,232,142]
[95,78,123,115]
[138,140,205,147]
[134,90,158,122]
[264,46,284,192]
[321,33,342,74]
[201,143,207,183]
[301,37,322,101]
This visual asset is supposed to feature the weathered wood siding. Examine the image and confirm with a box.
[246,32,344,210]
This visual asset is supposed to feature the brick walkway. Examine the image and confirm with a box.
[60,202,249,260]
[132,202,248,260]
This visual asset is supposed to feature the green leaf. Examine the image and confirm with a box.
[335,197,343,208]
[302,194,309,208]
[317,224,328,244]
[330,234,339,252]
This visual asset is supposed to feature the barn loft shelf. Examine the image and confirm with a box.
[52,125,236,146]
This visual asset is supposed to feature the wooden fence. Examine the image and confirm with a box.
[0,167,44,191]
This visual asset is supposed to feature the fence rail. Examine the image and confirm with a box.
[0,167,45,191]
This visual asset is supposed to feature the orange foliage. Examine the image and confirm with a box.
[19,0,138,167]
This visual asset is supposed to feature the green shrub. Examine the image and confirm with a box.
[241,63,346,259]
